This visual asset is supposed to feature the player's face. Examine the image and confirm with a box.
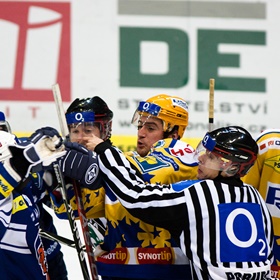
[136,116,164,157]
[69,123,101,146]
[197,150,221,179]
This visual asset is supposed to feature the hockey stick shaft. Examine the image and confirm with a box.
[52,83,98,280]
[52,84,69,139]
[73,181,98,278]
[53,163,90,280]
[39,228,86,251]
[208,78,215,132]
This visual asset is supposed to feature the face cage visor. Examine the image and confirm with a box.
[0,121,11,133]
[131,101,168,132]
[194,134,234,173]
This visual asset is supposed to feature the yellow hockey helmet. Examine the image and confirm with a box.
[131,94,189,138]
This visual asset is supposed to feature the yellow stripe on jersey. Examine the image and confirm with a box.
[0,174,15,198]
[12,195,28,214]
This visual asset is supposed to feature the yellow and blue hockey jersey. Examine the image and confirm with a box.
[52,138,198,279]
[243,129,280,279]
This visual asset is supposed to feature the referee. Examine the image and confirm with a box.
[62,126,274,279]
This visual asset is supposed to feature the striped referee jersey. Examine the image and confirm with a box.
[95,142,274,280]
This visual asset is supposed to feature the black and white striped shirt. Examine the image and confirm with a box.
[95,142,274,280]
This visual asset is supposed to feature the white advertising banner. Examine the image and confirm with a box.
[0,0,278,141]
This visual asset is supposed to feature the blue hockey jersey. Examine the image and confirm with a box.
[0,172,49,280]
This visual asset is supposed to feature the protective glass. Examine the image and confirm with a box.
[195,141,231,171]
[69,122,102,141]
[131,101,165,130]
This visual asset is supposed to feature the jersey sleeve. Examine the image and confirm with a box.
[95,141,187,233]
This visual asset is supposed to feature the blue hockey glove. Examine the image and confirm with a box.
[60,142,102,190]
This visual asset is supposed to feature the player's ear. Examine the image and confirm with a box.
[171,130,179,139]
[227,164,240,176]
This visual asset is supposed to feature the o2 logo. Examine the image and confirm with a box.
[0,2,71,101]
[219,202,268,262]
[74,113,85,122]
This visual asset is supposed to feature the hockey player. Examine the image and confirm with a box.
[242,129,280,278]
[50,97,113,245]
[57,94,198,279]
[0,128,65,280]
[0,112,68,280]
[130,94,189,157]
[62,126,274,279]
[64,96,112,240]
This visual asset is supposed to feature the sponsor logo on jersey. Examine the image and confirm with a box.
[12,195,27,214]
[225,271,270,280]
[85,163,99,185]
[137,247,173,265]
[97,247,129,264]
[0,176,13,198]
[271,265,280,278]
[265,181,280,216]
[45,241,59,256]
[258,138,280,154]
[219,202,268,262]
[263,154,280,173]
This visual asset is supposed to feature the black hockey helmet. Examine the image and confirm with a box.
[66,96,113,140]
[198,126,258,177]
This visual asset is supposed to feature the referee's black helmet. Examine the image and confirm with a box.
[204,126,258,177]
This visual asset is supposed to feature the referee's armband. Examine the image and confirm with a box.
[171,179,201,191]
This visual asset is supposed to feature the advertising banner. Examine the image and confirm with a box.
[0,0,278,148]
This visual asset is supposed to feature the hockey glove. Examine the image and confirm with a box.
[29,126,64,150]
[60,142,102,190]
[9,129,66,178]
[28,126,66,169]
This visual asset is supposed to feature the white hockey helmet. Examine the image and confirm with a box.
[0,131,17,163]
[0,112,11,133]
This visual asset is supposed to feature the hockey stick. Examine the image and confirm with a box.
[52,84,98,280]
[52,84,90,280]
[39,228,86,251]
[53,162,90,280]
[208,78,215,132]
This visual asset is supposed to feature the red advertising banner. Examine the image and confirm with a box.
[0,2,71,101]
